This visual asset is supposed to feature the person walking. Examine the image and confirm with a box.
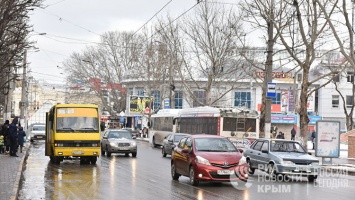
[311,130,316,150]
[9,117,19,157]
[291,127,296,141]
[1,120,10,154]
[17,126,26,153]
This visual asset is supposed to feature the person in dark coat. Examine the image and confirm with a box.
[9,117,19,157]
[291,127,296,141]
[311,130,316,150]
[1,120,10,154]
[17,126,26,153]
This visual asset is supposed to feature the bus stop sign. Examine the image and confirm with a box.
[267,82,276,98]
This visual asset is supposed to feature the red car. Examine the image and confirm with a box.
[171,135,249,186]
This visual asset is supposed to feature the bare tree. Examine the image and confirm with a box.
[157,2,248,107]
[0,0,43,107]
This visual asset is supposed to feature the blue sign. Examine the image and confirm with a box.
[163,99,170,109]
[267,82,276,98]
[120,117,125,123]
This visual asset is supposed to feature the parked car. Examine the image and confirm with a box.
[171,135,249,186]
[121,128,138,139]
[101,129,137,157]
[243,138,320,182]
[29,123,46,142]
[162,133,190,157]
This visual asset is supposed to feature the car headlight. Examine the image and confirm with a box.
[239,156,247,165]
[110,142,117,147]
[196,155,211,166]
[131,142,137,147]
[281,160,295,165]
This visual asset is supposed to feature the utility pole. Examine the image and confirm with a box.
[264,0,274,138]
[20,49,27,127]
[4,63,15,121]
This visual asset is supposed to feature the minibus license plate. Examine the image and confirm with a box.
[72,150,83,155]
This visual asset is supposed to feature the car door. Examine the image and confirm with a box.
[174,137,188,175]
[246,140,264,167]
[101,131,109,148]
[180,137,193,175]
[165,134,174,155]
[258,141,270,167]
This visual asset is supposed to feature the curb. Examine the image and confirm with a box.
[10,143,30,200]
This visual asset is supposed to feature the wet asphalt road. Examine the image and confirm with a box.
[18,140,355,200]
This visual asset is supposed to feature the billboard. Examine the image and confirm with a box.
[129,96,152,113]
[315,120,340,158]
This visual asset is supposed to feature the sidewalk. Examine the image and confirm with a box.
[0,142,29,200]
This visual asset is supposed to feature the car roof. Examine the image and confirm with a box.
[172,133,190,136]
[187,134,226,139]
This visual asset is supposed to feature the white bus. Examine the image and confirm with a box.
[149,106,259,147]
[176,106,259,138]
[149,109,180,147]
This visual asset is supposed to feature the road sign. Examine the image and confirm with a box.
[267,82,276,98]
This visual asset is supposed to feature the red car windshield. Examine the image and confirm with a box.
[194,138,237,152]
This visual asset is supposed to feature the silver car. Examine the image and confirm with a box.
[243,138,320,182]
[29,123,46,142]
[161,133,190,157]
[101,129,137,157]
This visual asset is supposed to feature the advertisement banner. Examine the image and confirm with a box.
[281,90,289,113]
[129,96,152,113]
[315,120,340,158]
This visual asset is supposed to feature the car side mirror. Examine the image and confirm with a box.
[168,139,173,143]
[238,148,244,153]
[181,148,190,153]
[308,152,312,155]
[261,150,268,154]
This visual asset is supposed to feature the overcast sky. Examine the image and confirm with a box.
[27,0,207,85]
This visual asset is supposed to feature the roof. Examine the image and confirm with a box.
[188,134,227,139]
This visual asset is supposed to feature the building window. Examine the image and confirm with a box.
[129,88,133,96]
[137,88,145,96]
[193,91,206,107]
[271,92,281,104]
[174,91,183,109]
[151,90,160,110]
[332,95,339,108]
[234,92,251,108]
[347,72,354,83]
[346,95,353,108]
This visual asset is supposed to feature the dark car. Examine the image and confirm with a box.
[121,128,138,139]
[162,133,190,157]
[243,138,320,182]
[171,135,249,186]
[101,129,137,157]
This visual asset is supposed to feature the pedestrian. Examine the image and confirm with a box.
[139,128,143,138]
[311,130,316,150]
[291,127,296,141]
[1,120,10,154]
[17,126,26,153]
[100,121,106,132]
[276,131,284,139]
[0,134,4,154]
[9,117,19,157]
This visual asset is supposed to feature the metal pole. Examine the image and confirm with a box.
[20,50,27,126]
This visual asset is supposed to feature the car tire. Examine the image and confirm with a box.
[132,152,137,157]
[106,146,111,157]
[189,167,199,186]
[54,156,61,165]
[162,147,167,157]
[125,153,129,157]
[307,175,317,182]
[153,137,158,148]
[101,146,105,156]
[247,159,255,175]
[171,163,180,180]
[268,163,277,179]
